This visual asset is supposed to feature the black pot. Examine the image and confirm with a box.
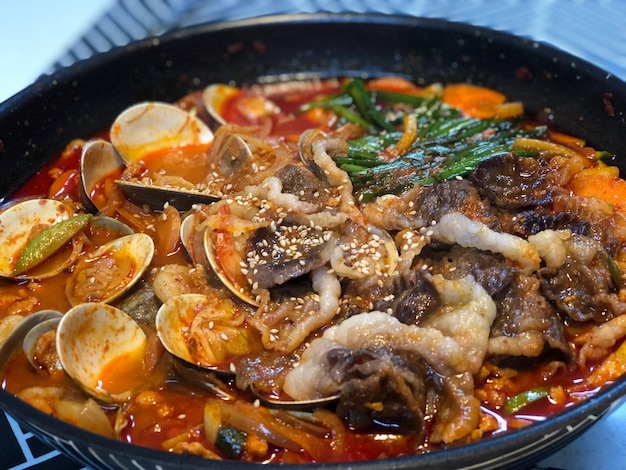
[1,13,626,470]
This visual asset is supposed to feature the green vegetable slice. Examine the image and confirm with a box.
[13,213,92,276]
[343,78,396,132]
[504,386,550,414]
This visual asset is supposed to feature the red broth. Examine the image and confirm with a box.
[1,77,626,463]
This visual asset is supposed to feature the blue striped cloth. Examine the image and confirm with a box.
[52,0,626,80]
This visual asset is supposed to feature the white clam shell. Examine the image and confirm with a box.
[0,310,63,371]
[203,228,260,306]
[22,315,63,371]
[0,199,75,278]
[56,303,147,403]
[110,102,214,164]
[202,83,240,126]
[65,233,154,306]
[80,139,125,211]
[156,293,249,372]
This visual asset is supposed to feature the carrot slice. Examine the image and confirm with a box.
[568,165,626,212]
[366,76,422,94]
[442,83,506,118]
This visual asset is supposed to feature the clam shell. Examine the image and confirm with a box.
[22,316,63,371]
[202,83,240,126]
[80,139,125,211]
[155,293,250,373]
[180,213,209,266]
[0,310,63,373]
[0,199,76,279]
[56,303,148,403]
[115,180,218,211]
[65,233,154,306]
[204,228,260,306]
[110,102,214,164]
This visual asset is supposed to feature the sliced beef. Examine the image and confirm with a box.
[469,153,554,209]
[275,163,332,207]
[329,347,427,435]
[412,179,500,229]
[539,258,624,323]
[489,273,572,363]
[503,208,591,238]
[246,225,333,289]
[341,261,441,325]
[329,345,481,442]
[392,269,441,326]
[235,350,297,394]
[539,233,626,323]
[426,245,517,297]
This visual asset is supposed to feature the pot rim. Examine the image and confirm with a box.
[2,12,626,470]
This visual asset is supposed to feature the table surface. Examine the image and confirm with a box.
[1,1,626,469]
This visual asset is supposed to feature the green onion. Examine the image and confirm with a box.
[608,255,624,290]
[343,78,396,132]
[504,386,550,414]
[330,104,373,130]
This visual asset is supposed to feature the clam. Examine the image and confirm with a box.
[0,199,81,279]
[56,303,148,403]
[0,310,63,373]
[88,215,134,236]
[207,133,252,178]
[298,128,326,164]
[180,212,209,266]
[202,83,241,126]
[110,101,214,164]
[22,314,63,372]
[115,180,219,211]
[80,139,125,211]
[250,385,339,411]
[65,233,154,306]
[203,83,280,126]
[156,293,255,375]
[182,199,267,306]
[203,226,260,306]
[89,102,221,210]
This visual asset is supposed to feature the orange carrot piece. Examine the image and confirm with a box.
[568,166,626,212]
[442,83,507,118]
[550,130,586,148]
[366,76,423,94]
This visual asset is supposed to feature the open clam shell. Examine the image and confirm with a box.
[22,315,63,372]
[250,384,339,411]
[80,139,125,211]
[202,83,241,126]
[110,101,214,164]
[203,227,260,306]
[88,215,134,236]
[156,293,253,375]
[0,310,64,373]
[0,199,78,279]
[56,303,148,403]
[65,233,154,306]
[115,180,219,211]
[180,212,210,266]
